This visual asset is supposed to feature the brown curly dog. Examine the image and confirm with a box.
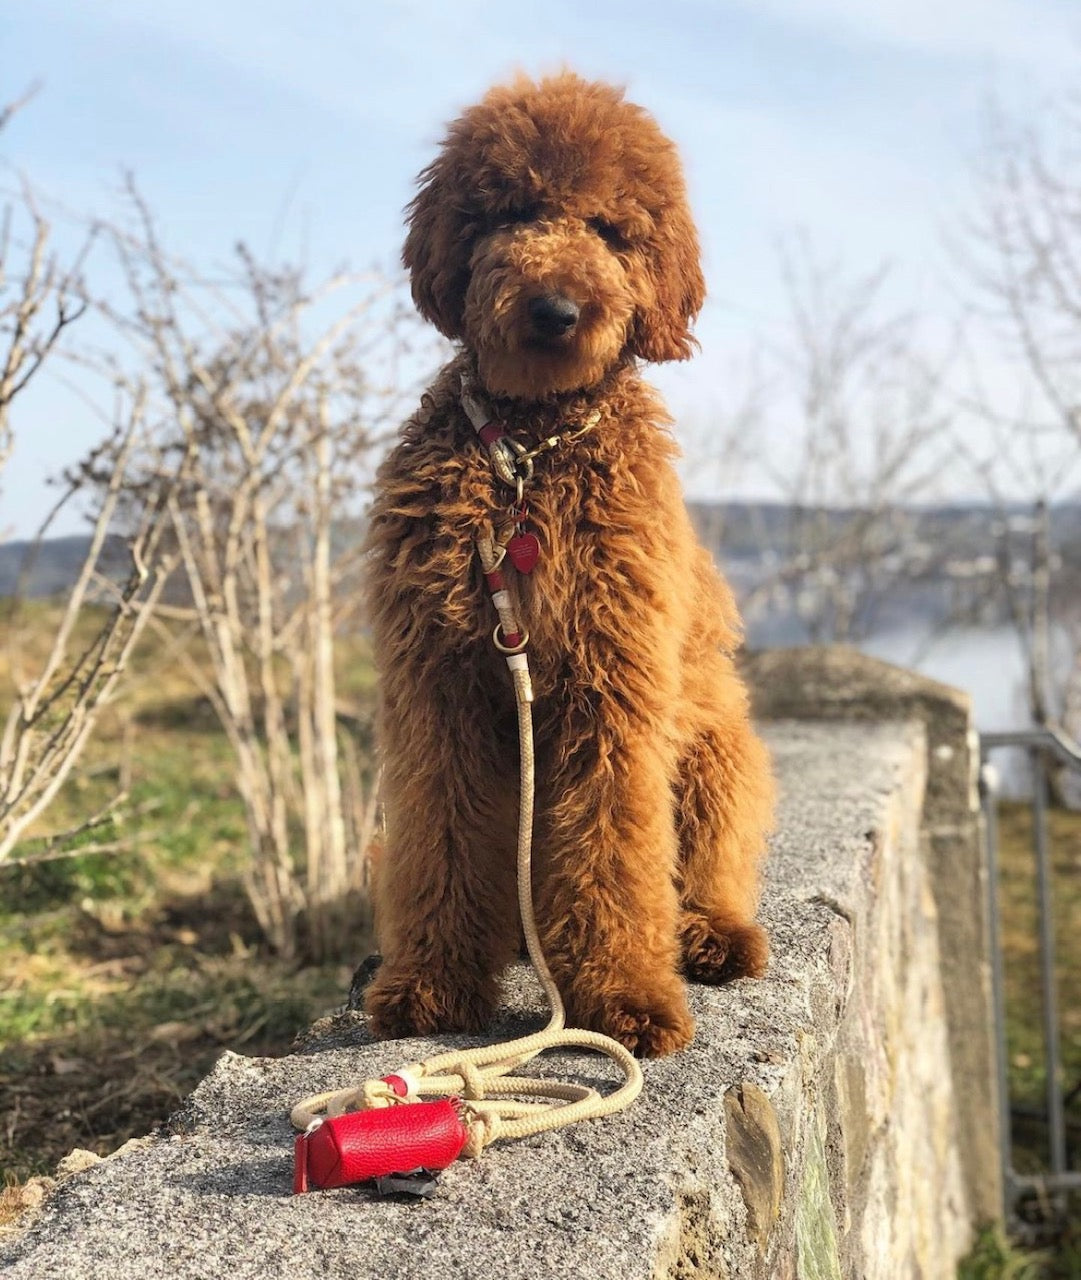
[363,72,773,1057]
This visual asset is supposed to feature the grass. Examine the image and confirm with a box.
[959,1224,1052,1280]
[0,608,374,1189]
[958,1222,1081,1280]
[956,798,1081,1279]
[995,801,1081,1177]
[0,898,353,1183]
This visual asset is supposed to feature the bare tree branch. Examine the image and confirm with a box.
[0,387,188,860]
[0,183,91,486]
[83,190,437,957]
[735,238,956,644]
[0,81,42,136]
[951,93,1081,797]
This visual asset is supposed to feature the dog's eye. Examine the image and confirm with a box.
[588,218,628,249]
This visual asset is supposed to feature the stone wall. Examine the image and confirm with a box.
[2,655,998,1279]
[744,646,1003,1228]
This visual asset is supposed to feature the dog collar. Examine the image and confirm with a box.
[460,372,602,575]
[459,372,602,491]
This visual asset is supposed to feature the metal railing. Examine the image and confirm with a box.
[980,726,1081,1218]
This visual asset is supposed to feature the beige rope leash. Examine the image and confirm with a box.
[289,384,642,1169]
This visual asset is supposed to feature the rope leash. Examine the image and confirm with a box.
[290,380,641,1191]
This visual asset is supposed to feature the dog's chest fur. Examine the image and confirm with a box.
[368,357,696,704]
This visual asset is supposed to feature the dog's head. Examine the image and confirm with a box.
[404,73,705,399]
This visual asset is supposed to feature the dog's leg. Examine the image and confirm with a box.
[675,677,773,984]
[364,689,520,1039]
[534,717,695,1058]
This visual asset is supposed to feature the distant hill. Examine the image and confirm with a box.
[0,535,132,598]
[687,499,1081,562]
[3,501,1078,600]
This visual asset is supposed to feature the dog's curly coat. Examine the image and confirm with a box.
[363,73,774,1057]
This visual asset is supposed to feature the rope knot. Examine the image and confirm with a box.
[458,1059,487,1101]
[360,1080,399,1109]
[459,1106,502,1158]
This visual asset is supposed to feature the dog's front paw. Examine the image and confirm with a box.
[364,966,495,1039]
[590,991,695,1058]
[681,912,770,984]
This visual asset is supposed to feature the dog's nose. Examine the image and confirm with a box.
[528,294,580,338]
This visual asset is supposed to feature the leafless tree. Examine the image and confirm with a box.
[94,188,436,958]
[0,197,87,497]
[955,93,1081,759]
[0,82,79,491]
[0,137,185,861]
[0,403,185,861]
[704,238,956,645]
[679,351,771,555]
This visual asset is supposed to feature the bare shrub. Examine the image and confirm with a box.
[94,189,437,958]
[0,402,185,861]
[0,182,190,863]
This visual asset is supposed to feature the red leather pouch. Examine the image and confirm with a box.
[293,1099,469,1193]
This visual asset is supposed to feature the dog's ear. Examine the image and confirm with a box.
[629,201,705,364]
[402,153,473,340]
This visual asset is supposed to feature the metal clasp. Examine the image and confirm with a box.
[488,435,533,490]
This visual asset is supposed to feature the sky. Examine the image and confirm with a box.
[2,0,1080,536]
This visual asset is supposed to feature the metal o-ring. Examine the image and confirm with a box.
[493,623,529,655]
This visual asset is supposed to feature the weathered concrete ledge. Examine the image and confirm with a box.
[3,715,980,1279]
[745,646,1001,1225]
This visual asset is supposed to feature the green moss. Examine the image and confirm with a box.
[795,1106,843,1280]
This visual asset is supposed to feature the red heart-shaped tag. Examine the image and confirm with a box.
[506,531,541,573]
